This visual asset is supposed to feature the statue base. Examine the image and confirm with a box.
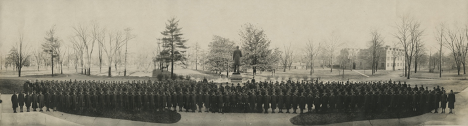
[230,73,243,84]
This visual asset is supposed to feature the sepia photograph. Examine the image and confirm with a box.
[0,0,467,125]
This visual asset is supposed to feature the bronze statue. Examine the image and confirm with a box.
[233,46,242,73]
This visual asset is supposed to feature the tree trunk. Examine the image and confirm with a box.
[414,60,418,73]
[61,62,63,74]
[407,62,411,79]
[88,68,91,76]
[463,62,466,74]
[108,66,112,77]
[18,67,21,77]
[310,62,313,75]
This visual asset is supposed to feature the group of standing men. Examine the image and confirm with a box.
[10,79,456,115]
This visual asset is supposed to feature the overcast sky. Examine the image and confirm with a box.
[1,0,467,57]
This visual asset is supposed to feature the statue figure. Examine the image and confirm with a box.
[233,46,242,73]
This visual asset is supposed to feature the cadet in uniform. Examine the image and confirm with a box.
[18,91,25,112]
[12,91,19,113]
[440,90,447,113]
[448,90,455,114]
[25,92,31,112]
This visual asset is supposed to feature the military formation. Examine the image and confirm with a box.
[11,79,456,115]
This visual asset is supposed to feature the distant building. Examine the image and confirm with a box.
[341,46,405,70]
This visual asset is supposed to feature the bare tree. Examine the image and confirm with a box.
[304,40,321,75]
[8,33,31,77]
[71,36,84,73]
[123,28,135,76]
[369,30,384,75]
[73,24,97,75]
[280,44,293,72]
[322,31,342,72]
[100,30,126,77]
[413,40,425,73]
[394,16,423,79]
[444,25,467,75]
[32,50,43,71]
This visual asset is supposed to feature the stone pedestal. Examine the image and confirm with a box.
[230,73,243,84]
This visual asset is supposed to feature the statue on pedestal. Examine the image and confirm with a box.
[233,46,242,73]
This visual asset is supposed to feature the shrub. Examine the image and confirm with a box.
[164,74,169,80]
[178,75,184,80]
[185,75,191,80]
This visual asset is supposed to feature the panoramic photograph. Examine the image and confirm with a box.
[0,0,467,125]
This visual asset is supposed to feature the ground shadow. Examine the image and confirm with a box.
[290,109,426,125]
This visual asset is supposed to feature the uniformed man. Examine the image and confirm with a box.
[257,91,264,113]
[321,92,329,113]
[178,91,184,112]
[38,91,45,112]
[197,91,204,112]
[12,91,19,113]
[292,92,298,114]
[284,92,291,113]
[32,91,38,111]
[299,92,306,114]
[191,91,197,112]
[440,90,447,113]
[25,92,31,112]
[47,91,54,112]
[218,91,224,113]
[434,90,440,113]
[18,91,25,112]
[448,90,455,114]
[263,91,270,114]
[204,91,210,112]
[249,91,257,112]
[270,91,277,113]
[314,94,321,113]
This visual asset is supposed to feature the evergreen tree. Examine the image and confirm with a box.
[160,18,188,79]
[239,23,280,74]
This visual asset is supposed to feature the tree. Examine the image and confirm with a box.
[160,18,188,79]
[239,23,279,74]
[337,49,350,78]
[435,23,445,77]
[369,30,384,75]
[414,41,425,73]
[206,35,235,76]
[98,29,126,77]
[193,42,201,70]
[71,36,84,74]
[42,26,61,76]
[123,28,135,76]
[7,34,30,77]
[322,31,342,73]
[73,24,97,75]
[32,50,43,71]
[443,25,467,75]
[280,44,293,72]
[394,16,423,79]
